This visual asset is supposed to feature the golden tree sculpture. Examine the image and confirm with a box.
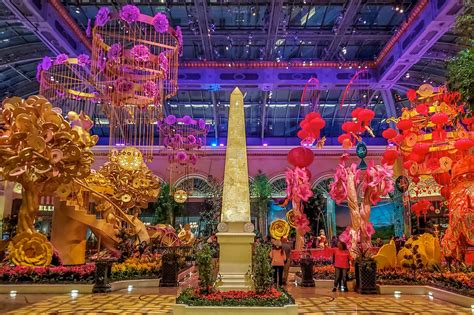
[0,95,97,266]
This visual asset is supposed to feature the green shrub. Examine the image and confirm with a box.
[252,243,273,294]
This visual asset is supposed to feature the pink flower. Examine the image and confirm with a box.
[107,43,122,62]
[114,77,133,93]
[143,81,157,97]
[189,153,198,165]
[182,115,193,125]
[176,26,183,56]
[158,52,168,75]
[176,151,187,162]
[152,13,169,33]
[77,54,90,67]
[95,7,110,27]
[54,54,68,65]
[187,134,196,144]
[130,44,150,62]
[119,5,140,24]
[164,115,176,125]
[41,56,52,71]
[198,119,206,129]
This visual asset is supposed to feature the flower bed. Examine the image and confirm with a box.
[176,287,294,307]
[377,268,474,297]
[312,265,355,280]
[110,254,162,281]
[0,264,95,283]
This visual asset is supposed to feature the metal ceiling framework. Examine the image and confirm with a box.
[0,0,464,144]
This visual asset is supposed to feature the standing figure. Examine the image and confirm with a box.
[270,240,287,287]
[332,241,351,292]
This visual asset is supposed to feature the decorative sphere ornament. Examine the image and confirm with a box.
[243,222,255,233]
[356,141,367,159]
[173,189,188,203]
[217,222,228,232]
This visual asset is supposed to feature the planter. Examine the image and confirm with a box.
[172,304,298,315]
[299,259,315,287]
[92,259,115,293]
[355,260,377,294]
[160,251,179,287]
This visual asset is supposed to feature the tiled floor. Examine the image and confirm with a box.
[2,286,471,315]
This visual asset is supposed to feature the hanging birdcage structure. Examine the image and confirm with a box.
[158,115,208,196]
[38,54,98,116]
[298,77,326,148]
[90,5,182,161]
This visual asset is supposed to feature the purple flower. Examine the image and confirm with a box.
[196,138,203,147]
[77,54,90,67]
[119,5,140,24]
[143,81,157,98]
[54,54,68,65]
[176,151,188,162]
[187,134,196,144]
[86,18,92,37]
[176,26,183,56]
[95,7,110,27]
[182,115,193,125]
[41,56,52,71]
[198,119,206,130]
[130,44,150,62]
[107,43,122,62]
[173,134,183,144]
[114,77,134,93]
[164,115,176,125]
[152,13,169,33]
[36,63,43,82]
[158,52,168,75]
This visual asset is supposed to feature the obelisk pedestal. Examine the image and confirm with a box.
[216,87,254,291]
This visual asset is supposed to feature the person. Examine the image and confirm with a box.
[270,240,287,287]
[332,241,350,292]
[330,236,338,248]
[281,237,292,285]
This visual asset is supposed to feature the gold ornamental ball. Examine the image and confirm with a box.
[173,189,188,203]
[117,147,143,171]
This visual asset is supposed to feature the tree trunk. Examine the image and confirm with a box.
[17,183,42,234]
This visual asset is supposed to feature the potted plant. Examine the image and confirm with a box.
[353,244,377,294]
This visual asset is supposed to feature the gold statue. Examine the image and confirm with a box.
[178,223,195,245]
[0,95,97,266]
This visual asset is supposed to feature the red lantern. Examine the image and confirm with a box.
[413,143,430,155]
[454,138,474,152]
[358,109,375,123]
[403,160,413,170]
[415,104,428,116]
[351,108,363,119]
[397,119,413,131]
[287,147,314,168]
[431,113,449,126]
[297,129,309,140]
[382,128,397,140]
[383,149,399,165]
[434,172,451,186]
[407,89,417,102]
[337,133,352,149]
[342,121,359,133]
[440,186,450,199]
[306,112,319,120]
[408,152,424,163]
[309,117,326,132]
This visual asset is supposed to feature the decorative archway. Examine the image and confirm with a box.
[174,174,213,199]
[312,175,336,239]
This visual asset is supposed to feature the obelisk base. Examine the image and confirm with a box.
[216,223,254,291]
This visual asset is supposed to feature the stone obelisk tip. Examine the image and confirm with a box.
[231,87,243,95]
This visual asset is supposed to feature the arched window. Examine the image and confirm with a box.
[174,175,213,199]
[269,175,287,199]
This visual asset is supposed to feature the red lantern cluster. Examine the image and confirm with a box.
[337,108,376,148]
[287,146,314,168]
[381,84,473,201]
[411,200,432,218]
[298,112,326,145]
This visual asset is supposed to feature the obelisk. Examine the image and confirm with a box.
[216,87,254,291]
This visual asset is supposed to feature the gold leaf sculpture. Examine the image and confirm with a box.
[269,219,290,240]
[86,147,160,215]
[0,95,97,266]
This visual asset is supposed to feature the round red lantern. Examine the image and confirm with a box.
[407,89,417,102]
[383,149,399,165]
[431,113,449,126]
[297,129,309,140]
[397,119,413,131]
[342,121,359,133]
[382,128,397,140]
[415,104,428,116]
[358,109,375,123]
[434,172,451,186]
[454,138,474,152]
[351,108,363,119]
[287,147,314,168]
